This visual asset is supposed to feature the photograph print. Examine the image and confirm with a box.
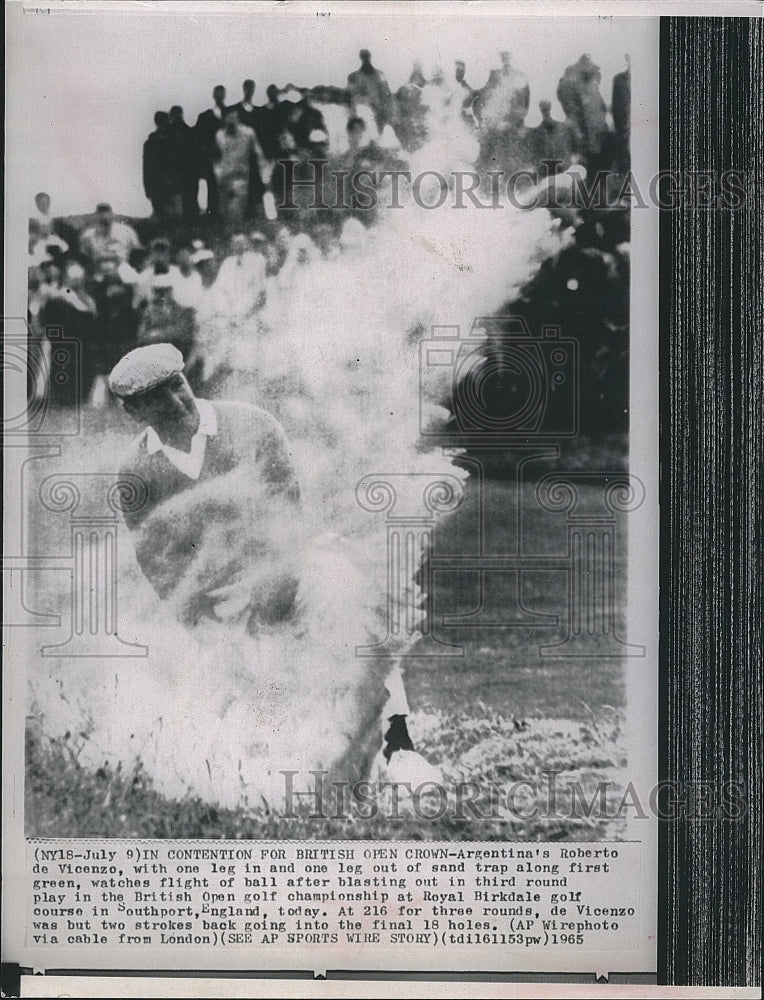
[12,6,658,843]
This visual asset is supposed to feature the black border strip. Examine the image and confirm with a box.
[659,15,762,987]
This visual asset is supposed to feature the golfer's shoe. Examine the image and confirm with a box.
[382,713,415,762]
[377,715,443,789]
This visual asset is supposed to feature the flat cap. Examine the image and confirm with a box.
[108,343,184,398]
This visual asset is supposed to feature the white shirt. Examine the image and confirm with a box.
[135,264,184,307]
[212,251,267,317]
[144,399,217,480]
[172,269,204,310]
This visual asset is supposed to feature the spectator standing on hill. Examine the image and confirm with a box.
[288,89,328,154]
[195,85,228,218]
[499,50,530,130]
[347,49,394,133]
[395,64,427,152]
[143,111,178,218]
[215,110,268,228]
[32,192,52,229]
[232,78,259,130]
[256,85,288,162]
[169,106,199,221]
[531,100,576,177]
[579,67,610,171]
[475,53,532,174]
[557,54,610,168]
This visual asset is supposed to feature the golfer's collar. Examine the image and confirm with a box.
[144,399,217,455]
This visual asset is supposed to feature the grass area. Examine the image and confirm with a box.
[409,469,627,720]
[24,408,629,840]
[26,704,626,841]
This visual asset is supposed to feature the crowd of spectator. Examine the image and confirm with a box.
[28,48,631,429]
[137,48,630,225]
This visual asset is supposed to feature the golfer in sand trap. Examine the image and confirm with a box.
[109,343,440,784]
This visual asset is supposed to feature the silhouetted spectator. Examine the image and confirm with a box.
[169,106,199,220]
[233,78,259,130]
[143,111,179,218]
[289,90,328,154]
[475,55,533,174]
[256,85,289,162]
[455,61,477,127]
[32,191,52,229]
[557,56,586,139]
[531,100,576,177]
[395,64,427,151]
[347,49,394,132]
[500,51,530,129]
[557,54,610,168]
[195,85,228,217]
[579,73,609,170]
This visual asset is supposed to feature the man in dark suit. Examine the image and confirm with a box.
[233,78,258,130]
[169,105,199,221]
[255,84,288,162]
[143,111,175,217]
[288,89,328,155]
[194,85,228,218]
[531,100,576,177]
